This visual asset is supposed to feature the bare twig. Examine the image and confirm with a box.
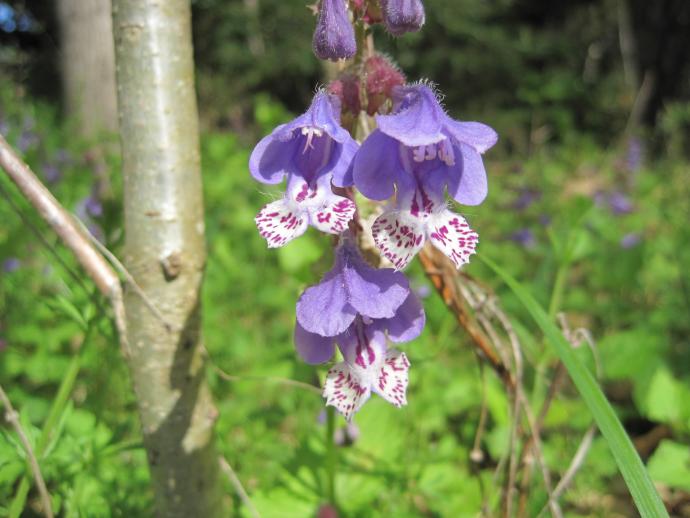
[0,135,128,354]
[211,363,322,396]
[0,384,54,518]
[219,456,261,518]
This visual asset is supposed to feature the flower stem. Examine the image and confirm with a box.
[325,406,338,506]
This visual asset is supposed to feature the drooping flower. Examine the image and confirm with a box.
[347,84,497,270]
[250,92,359,247]
[380,0,425,36]
[312,0,357,61]
[294,240,425,419]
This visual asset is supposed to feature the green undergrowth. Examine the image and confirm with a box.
[1,88,689,517]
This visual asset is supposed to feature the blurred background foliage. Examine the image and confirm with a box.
[1,0,690,516]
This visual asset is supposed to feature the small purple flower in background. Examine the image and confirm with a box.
[0,116,8,136]
[17,116,39,152]
[251,91,359,247]
[626,136,643,173]
[509,228,536,248]
[42,163,62,184]
[381,0,425,36]
[538,214,551,227]
[511,188,541,211]
[349,84,497,269]
[75,194,105,242]
[312,0,356,61]
[294,240,425,419]
[2,257,21,273]
[620,232,641,249]
[608,191,633,215]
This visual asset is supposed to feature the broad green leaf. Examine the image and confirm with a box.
[480,254,668,518]
[647,440,690,491]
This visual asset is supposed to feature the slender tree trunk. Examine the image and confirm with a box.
[57,0,118,135]
[111,1,226,516]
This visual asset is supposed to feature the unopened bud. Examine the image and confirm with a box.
[328,73,361,115]
[364,54,405,115]
[312,0,357,61]
[381,0,425,36]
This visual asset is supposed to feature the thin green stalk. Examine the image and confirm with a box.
[325,406,337,506]
[547,262,569,321]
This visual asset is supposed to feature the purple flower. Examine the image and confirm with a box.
[626,136,643,173]
[509,228,536,248]
[0,117,8,136]
[312,0,356,61]
[511,188,541,211]
[251,92,359,247]
[2,257,21,273]
[620,233,641,249]
[294,240,425,419]
[42,163,62,184]
[381,0,425,36]
[608,191,633,215]
[349,84,496,269]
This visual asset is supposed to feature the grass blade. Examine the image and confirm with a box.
[479,253,668,518]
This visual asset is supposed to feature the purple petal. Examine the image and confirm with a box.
[352,130,401,200]
[381,293,425,343]
[341,246,410,319]
[337,321,387,369]
[376,85,445,147]
[275,93,350,145]
[381,0,425,36]
[445,121,498,154]
[294,321,336,364]
[296,270,356,336]
[447,143,488,206]
[332,138,359,187]
[312,0,357,61]
[249,134,292,184]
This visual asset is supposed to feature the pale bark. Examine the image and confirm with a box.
[57,0,118,135]
[111,1,225,516]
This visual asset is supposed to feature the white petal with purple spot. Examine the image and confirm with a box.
[254,199,308,248]
[427,209,478,269]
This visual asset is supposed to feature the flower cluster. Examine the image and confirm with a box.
[312,0,426,61]
[249,0,497,420]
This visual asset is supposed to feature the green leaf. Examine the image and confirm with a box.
[479,253,668,518]
[637,366,682,423]
[647,440,690,491]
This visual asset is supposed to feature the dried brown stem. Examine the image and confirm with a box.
[418,246,514,390]
[0,384,54,518]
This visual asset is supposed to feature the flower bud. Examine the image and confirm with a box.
[328,73,361,116]
[364,55,405,115]
[380,0,425,36]
[312,0,357,61]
